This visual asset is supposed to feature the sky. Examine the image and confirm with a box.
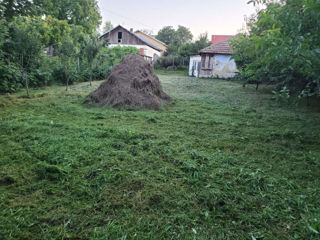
[97,0,258,39]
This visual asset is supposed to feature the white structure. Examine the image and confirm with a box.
[188,55,201,77]
[199,39,238,78]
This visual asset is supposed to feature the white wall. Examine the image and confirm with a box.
[199,54,238,78]
[189,55,201,77]
[212,54,237,78]
[109,44,161,61]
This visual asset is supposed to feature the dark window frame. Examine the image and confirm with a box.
[118,32,122,43]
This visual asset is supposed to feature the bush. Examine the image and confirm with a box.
[154,56,182,69]
[0,61,22,93]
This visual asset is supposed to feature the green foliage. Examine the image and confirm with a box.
[231,0,320,99]
[103,21,113,33]
[156,26,176,45]
[45,16,71,46]
[0,75,319,239]
[154,56,182,69]
[175,25,193,45]
[3,16,47,95]
[157,33,210,70]
[0,0,35,21]
[178,32,211,57]
[98,46,139,66]
[32,0,101,34]
[157,25,193,57]
[58,36,79,90]
[5,16,45,68]
[0,1,103,94]
[83,35,102,85]
[0,62,22,93]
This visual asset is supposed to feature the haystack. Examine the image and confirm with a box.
[86,54,170,110]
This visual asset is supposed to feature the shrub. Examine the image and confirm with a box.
[0,61,22,93]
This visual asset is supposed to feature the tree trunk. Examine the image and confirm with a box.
[90,65,92,86]
[23,71,30,97]
[21,55,29,97]
[25,74,29,97]
[65,70,69,91]
[172,56,175,69]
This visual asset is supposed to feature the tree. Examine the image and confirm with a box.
[83,35,102,86]
[140,29,153,35]
[58,36,78,91]
[157,25,194,57]
[102,21,113,33]
[247,0,286,6]
[176,25,193,45]
[178,32,210,60]
[0,0,35,21]
[231,0,320,96]
[45,16,71,46]
[156,26,176,45]
[33,0,101,34]
[5,16,46,96]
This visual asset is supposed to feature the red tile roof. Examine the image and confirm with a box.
[211,35,233,45]
[199,39,233,55]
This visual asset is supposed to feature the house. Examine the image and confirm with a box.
[199,39,237,78]
[134,30,167,55]
[188,55,201,77]
[99,25,162,63]
[188,35,238,78]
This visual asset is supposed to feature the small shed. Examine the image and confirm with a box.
[199,39,237,78]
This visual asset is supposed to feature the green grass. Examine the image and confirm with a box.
[0,76,320,239]
[155,69,188,76]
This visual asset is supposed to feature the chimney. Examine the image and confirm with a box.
[130,28,133,32]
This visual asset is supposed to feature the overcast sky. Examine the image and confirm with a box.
[97,0,258,38]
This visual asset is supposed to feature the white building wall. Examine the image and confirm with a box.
[211,54,237,78]
[109,44,161,61]
[199,54,238,78]
[188,55,201,77]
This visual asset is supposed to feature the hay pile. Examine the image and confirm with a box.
[86,54,171,110]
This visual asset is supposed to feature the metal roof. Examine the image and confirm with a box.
[135,30,168,47]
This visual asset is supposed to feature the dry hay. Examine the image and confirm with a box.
[86,54,171,110]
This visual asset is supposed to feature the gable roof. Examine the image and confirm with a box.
[135,30,168,47]
[199,39,233,55]
[99,25,161,52]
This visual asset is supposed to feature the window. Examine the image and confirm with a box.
[201,55,206,68]
[205,55,210,68]
[118,32,122,43]
[208,56,212,69]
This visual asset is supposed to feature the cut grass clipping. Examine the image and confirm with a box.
[0,75,320,239]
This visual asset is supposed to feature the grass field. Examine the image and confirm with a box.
[0,75,320,239]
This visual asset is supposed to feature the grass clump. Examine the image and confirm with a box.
[35,162,68,181]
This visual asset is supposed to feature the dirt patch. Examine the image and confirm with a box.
[85,54,171,110]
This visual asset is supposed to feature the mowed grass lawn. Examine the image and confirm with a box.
[0,75,320,240]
